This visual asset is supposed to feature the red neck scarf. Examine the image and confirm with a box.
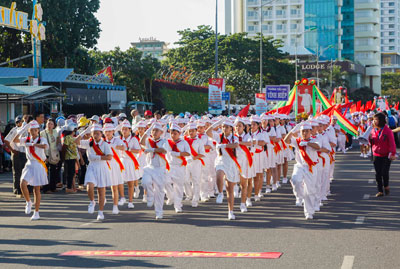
[296,138,317,173]
[168,139,187,166]
[104,138,125,172]
[184,136,205,166]
[26,136,47,173]
[148,138,170,171]
[122,135,140,170]
[220,134,242,173]
[90,138,111,169]
[238,134,253,167]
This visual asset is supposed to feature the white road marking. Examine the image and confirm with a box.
[368,179,374,184]
[341,255,355,269]
[363,194,370,199]
[370,169,375,172]
[79,220,98,227]
[355,216,365,225]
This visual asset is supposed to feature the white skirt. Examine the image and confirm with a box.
[237,154,255,179]
[253,152,264,174]
[215,154,240,183]
[267,146,276,168]
[284,147,294,161]
[122,158,141,182]
[85,161,112,188]
[109,159,125,186]
[21,161,48,187]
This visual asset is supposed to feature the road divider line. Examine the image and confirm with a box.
[341,255,355,269]
[363,194,370,199]
[368,179,374,184]
[355,216,365,225]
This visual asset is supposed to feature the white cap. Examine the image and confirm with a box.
[121,119,131,129]
[250,115,261,123]
[170,124,181,133]
[153,122,163,131]
[66,122,78,131]
[309,120,320,127]
[89,115,100,122]
[196,120,205,127]
[91,124,103,132]
[300,123,312,130]
[103,123,115,132]
[29,120,40,129]
[234,117,246,126]
[368,112,374,118]
[118,113,127,118]
[223,119,235,127]
[188,123,197,130]
[136,120,147,128]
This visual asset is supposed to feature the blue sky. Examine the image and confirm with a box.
[96,0,226,51]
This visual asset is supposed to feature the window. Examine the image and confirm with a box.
[290,23,297,30]
[389,9,395,14]
[276,24,283,30]
[389,17,395,22]
[389,39,395,43]
[248,25,255,32]
[389,31,395,36]
[389,24,395,29]
[389,2,395,6]
[263,10,272,18]
[355,38,373,46]
[355,52,373,59]
[389,46,395,50]
[355,24,372,32]
[276,10,286,16]
[355,10,372,17]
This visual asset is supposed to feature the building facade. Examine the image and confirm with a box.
[225,0,382,93]
[380,0,400,73]
[131,37,169,61]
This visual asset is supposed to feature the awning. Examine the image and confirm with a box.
[0,68,74,82]
[0,76,28,85]
[0,84,25,95]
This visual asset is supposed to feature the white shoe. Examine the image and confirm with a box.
[142,194,147,203]
[364,154,368,159]
[208,193,216,198]
[155,214,163,220]
[305,214,313,220]
[314,206,320,212]
[112,205,119,215]
[322,197,328,201]
[191,201,198,208]
[276,182,281,188]
[228,211,236,220]
[265,187,271,194]
[367,152,371,156]
[175,207,182,213]
[97,211,104,220]
[272,184,278,192]
[200,197,209,202]
[30,211,40,221]
[282,178,288,184]
[246,198,252,207]
[216,193,224,204]
[118,197,126,206]
[319,202,323,207]
[25,201,32,214]
[254,195,261,202]
[88,201,95,214]
[128,202,135,209]
[295,199,303,207]
[360,153,364,157]
[185,196,192,201]
[165,199,173,205]
[337,148,341,152]
[330,177,334,182]
[240,203,247,213]
[134,187,140,198]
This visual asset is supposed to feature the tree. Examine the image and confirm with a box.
[91,47,161,102]
[349,86,378,103]
[382,72,400,91]
[319,65,350,93]
[0,0,101,74]
[164,26,295,103]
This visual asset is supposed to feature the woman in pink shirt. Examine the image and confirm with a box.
[369,113,396,197]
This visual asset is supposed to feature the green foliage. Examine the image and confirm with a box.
[319,65,350,92]
[382,72,400,91]
[0,0,100,73]
[160,87,208,113]
[90,47,161,102]
[164,26,295,103]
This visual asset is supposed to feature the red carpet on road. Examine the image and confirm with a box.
[60,250,283,259]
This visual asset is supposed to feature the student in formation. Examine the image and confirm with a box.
[13,120,49,220]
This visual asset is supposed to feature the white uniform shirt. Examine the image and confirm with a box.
[249,130,264,152]
[211,133,239,158]
[236,132,252,158]
[166,139,190,166]
[144,137,168,168]
[19,136,49,162]
[184,135,206,162]
[4,126,26,152]
[290,136,320,166]
[80,139,112,162]
[120,135,141,159]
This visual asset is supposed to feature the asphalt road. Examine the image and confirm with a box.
[0,148,400,269]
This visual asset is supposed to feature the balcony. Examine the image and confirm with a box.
[275,13,287,19]
[357,58,380,66]
[248,15,259,21]
[247,0,260,7]
[275,0,288,5]
[355,45,381,52]
[355,2,380,10]
[355,16,380,24]
[355,31,380,38]
[276,27,287,33]
[290,0,302,4]
[366,66,381,76]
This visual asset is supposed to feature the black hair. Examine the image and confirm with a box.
[250,121,261,135]
[33,111,44,119]
[47,118,56,126]
[374,112,386,128]
[27,115,34,123]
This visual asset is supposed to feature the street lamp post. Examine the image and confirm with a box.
[258,0,278,93]
[215,0,218,78]
[294,27,317,81]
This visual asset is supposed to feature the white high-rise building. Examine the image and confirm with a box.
[380,0,400,73]
[225,0,310,55]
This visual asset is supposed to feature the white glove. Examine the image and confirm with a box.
[89,154,101,161]
[144,148,154,153]
[115,124,122,133]
[144,124,154,137]
[290,123,302,134]
[299,141,308,147]
[17,123,30,135]
[25,142,34,147]
[131,123,139,133]
[211,119,224,129]
[181,124,190,132]
[171,151,181,157]
[79,127,91,137]
[216,144,226,151]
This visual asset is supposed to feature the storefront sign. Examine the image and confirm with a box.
[255,93,268,115]
[266,85,290,101]
[208,78,225,115]
[0,2,29,31]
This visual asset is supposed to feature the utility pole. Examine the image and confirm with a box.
[215,0,219,78]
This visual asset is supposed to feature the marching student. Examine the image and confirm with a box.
[264,115,278,194]
[166,124,191,212]
[184,123,206,208]
[358,116,369,158]
[197,120,213,202]
[140,122,169,220]
[234,117,254,213]
[206,118,241,220]
[280,115,294,184]
[284,122,321,220]
[13,121,49,220]
[75,124,112,220]
[248,115,265,204]
[133,120,147,199]
[120,120,141,209]
[103,123,126,214]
